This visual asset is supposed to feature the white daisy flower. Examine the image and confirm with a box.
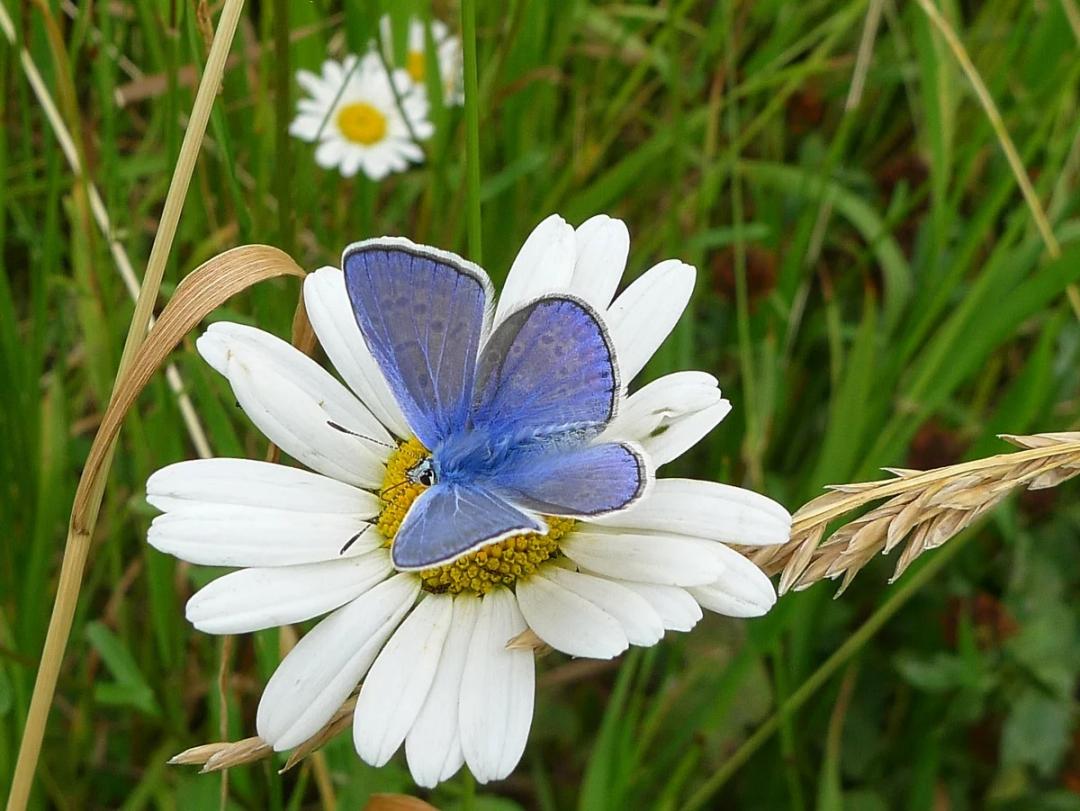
[289,53,434,180]
[146,214,791,788]
[379,14,464,106]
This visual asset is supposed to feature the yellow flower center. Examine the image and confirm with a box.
[406,51,426,83]
[378,437,574,595]
[337,102,387,145]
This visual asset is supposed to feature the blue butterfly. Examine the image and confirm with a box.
[343,237,652,570]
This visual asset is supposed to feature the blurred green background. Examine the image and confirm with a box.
[4,0,1080,808]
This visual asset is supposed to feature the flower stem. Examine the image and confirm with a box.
[460,0,482,265]
[273,0,293,256]
[682,530,972,810]
[461,769,477,811]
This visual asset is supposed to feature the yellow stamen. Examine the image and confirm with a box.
[337,102,387,145]
[406,51,426,83]
[378,437,574,595]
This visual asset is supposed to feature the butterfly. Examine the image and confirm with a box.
[343,237,652,570]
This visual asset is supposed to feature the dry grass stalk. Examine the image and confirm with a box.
[910,0,1080,319]
[168,697,358,774]
[6,3,252,807]
[752,433,1080,595]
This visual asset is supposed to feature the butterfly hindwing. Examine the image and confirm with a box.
[343,238,492,449]
[493,441,649,517]
[391,482,545,569]
[471,295,619,441]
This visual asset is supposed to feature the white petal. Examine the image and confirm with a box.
[642,400,732,466]
[615,581,702,632]
[493,215,576,325]
[315,138,346,169]
[407,18,427,51]
[296,68,333,104]
[304,267,412,438]
[567,215,630,309]
[321,58,346,87]
[410,119,434,141]
[542,567,663,647]
[202,322,390,443]
[589,478,791,546]
[354,593,453,767]
[185,550,393,634]
[256,573,419,751]
[689,546,777,618]
[148,505,381,567]
[604,371,723,443]
[515,571,627,659]
[146,458,376,515]
[289,114,324,142]
[362,152,393,181]
[459,588,534,783]
[606,260,696,383]
[559,529,725,587]
[197,327,386,488]
[340,149,364,178]
[405,595,479,787]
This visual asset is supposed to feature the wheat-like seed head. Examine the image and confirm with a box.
[167,696,358,773]
[751,432,1080,595]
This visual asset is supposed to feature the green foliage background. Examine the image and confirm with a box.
[3,0,1080,808]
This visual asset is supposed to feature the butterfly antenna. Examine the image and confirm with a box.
[379,480,411,500]
[326,420,396,450]
[340,521,375,555]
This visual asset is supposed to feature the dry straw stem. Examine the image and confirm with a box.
[6,2,250,807]
[168,697,359,774]
[911,0,1080,317]
[753,432,1080,595]
[0,0,211,459]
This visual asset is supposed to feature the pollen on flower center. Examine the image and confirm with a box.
[378,437,574,595]
[337,102,388,145]
[406,51,426,83]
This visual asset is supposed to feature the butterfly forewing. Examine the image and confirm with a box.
[472,296,619,442]
[391,482,545,569]
[343,239,491,449]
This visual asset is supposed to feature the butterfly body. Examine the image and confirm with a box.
[344,237,652,570]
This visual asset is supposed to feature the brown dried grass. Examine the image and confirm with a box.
[752,432,1080,596]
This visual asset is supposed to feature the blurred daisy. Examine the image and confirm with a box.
[379,14,464,105]
[289,53,433,180]
[147,215,790,787]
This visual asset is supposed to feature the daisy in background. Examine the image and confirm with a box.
[379,14,464,106]
[148,214,791,788]
[289,52,433,180]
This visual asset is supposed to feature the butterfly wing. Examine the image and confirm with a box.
[391,482,545,570]
[471,295,619,442]
[343,238,492,449]
[494,441,649,517]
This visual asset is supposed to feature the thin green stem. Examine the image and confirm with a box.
[682,532,972,811]
[273,0,292,255]
[461,768,477,811]
[460,0,482,264]
[724,1,762,488]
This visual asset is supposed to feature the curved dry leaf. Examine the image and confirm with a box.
[73,244,305,527]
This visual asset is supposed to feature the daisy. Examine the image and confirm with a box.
[289,53,433,180]
[379,14,464,106]
[147,214,791,788]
